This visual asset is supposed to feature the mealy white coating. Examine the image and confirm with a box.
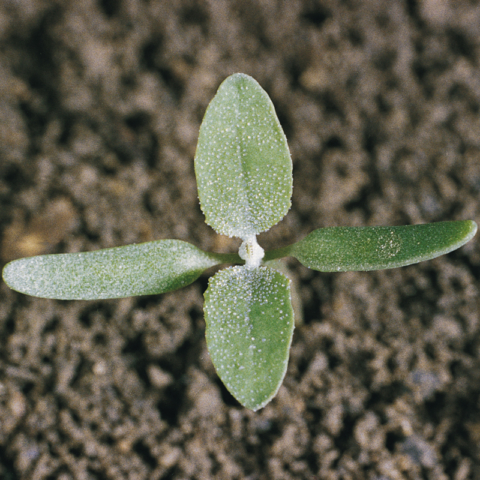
[3,240,220,300]
[194,73,292,238]
[238,235,265,268]
[204,265,294,410]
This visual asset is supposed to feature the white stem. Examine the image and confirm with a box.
[239,235,264,268]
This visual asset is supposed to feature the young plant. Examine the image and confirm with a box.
[3,74,477,411]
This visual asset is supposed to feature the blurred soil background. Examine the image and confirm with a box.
[1,0,480,479]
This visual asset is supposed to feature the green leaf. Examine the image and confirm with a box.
[204,265,294,411]
[194,73,292,239]
[280,220,477,272]
[2,240,234,300]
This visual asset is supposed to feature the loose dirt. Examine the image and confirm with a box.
[1,1,479,478]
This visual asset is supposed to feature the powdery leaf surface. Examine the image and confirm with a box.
[194,73,292,239]
[204,265,294,410]
[290,220,477,272]
[3,240,221,299]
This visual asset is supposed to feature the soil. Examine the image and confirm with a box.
[1,1,480,479]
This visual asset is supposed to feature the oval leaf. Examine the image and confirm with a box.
[204,265,294,411]
[194,73,292,238]
[3,240,224,300]
[288,220,477,272]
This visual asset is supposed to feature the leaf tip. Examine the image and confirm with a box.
[465,220,478,240]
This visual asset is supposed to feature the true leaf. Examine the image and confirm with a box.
[2,240,234,300]
[276,220,477,272]
[194,73,292,239]
[204,265,294,411]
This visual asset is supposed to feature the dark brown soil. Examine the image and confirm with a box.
[1,1,480,478]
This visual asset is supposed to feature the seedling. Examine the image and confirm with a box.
[3,74,477,411]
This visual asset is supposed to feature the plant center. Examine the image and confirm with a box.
[239,235,264,268]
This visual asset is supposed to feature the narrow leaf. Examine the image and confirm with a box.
[204,265,294,411]
[194,73,292,238]
[286,220,477,272]
[2,240,228,300]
